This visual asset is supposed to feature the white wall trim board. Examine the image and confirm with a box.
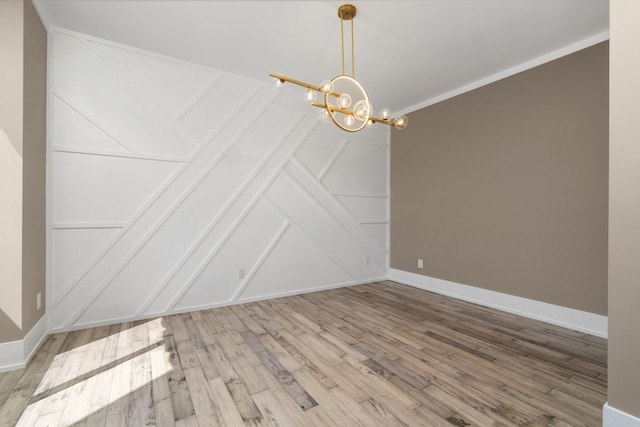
[0,315,49,373]
[389,269,608,338]
[397,31,610,116]
[604,403,640,427]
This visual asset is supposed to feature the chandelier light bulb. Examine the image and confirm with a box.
[344,114,356,126]
[318,108,329,122]
[354,100,372,121]
[393,115,409,129]
[320,80,334,94]
[338,93,352,109]
[366,119,375,127]
[304,88,317,102]
[379,108,391,120]
[274,78,286,89]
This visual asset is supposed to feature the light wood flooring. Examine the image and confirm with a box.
[0,281,607,426]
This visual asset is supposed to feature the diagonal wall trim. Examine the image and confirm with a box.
[53,32,200,159]
[286,158,387,267]
[259,195,358,282]
[175,74,223,122]
[49,161,183,309]
[52,145,187,163]
[232,221,291,302]
[137,112,311,317]
[139,115,319,317]
[317,137,348,181]
[81,33,204,151]
[272,165,386,278]
[53,92,135,153]
[48,80,267,320]
[57,85,272,329]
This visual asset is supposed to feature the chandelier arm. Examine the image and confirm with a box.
[310,101,396,127]
[311,101,354,115]
[269,72,320,92]
[368,116,396,126]
[311,102,359,117]
[269,73,340,98]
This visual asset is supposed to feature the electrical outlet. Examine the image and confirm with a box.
[418,259,424,269]
[365,256,371,265]
[37,292,42,310]
[238,268,246,280]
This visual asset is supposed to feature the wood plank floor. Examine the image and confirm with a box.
[0,281,607,426]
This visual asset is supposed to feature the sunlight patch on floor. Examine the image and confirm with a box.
[17,319,171,426]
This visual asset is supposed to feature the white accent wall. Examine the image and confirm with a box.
[48,29,389,332]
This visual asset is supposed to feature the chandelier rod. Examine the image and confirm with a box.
[339,9,356,77]
[351,14,355,77]
[341,12,345,75]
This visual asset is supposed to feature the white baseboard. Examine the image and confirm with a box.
[0,315,49,373]
[235,277,387,305]
[49,277,390,334]
[604,403,640,427]
[389,269,607,338]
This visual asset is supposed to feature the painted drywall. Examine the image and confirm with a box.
[0,130,23,342]
[0,1,24,343]
[0,1,23,156]
[0,0,46,344]
[47,29,389,332]
[608,0,640,419]
[390,42,608,315]
[21,0,47,337]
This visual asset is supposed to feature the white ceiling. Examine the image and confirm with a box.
[33,0,609,115]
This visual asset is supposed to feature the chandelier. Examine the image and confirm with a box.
[269,4,408,133]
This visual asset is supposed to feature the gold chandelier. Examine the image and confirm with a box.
[270,4,408,133]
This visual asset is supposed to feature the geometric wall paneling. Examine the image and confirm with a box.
[294,131,346,179]
[321,139,389,196]
[48,85,282,330]
[72,106,306,327]
[284,159,387,268]
[335,195,389,224]
[52,95,130,153]
[237,224,353,301]
[173,199,288,310]
[140,114,317,318]
[263,173,386,281]
[87,40,219,119]
[88,107,293,308]
[51,151,181,225]
[363,223,389,248]
[149,106,301,262]
[179,75,261,143]
[48,28,389,332]
[52,32,199,159]
[51,227,121,303]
